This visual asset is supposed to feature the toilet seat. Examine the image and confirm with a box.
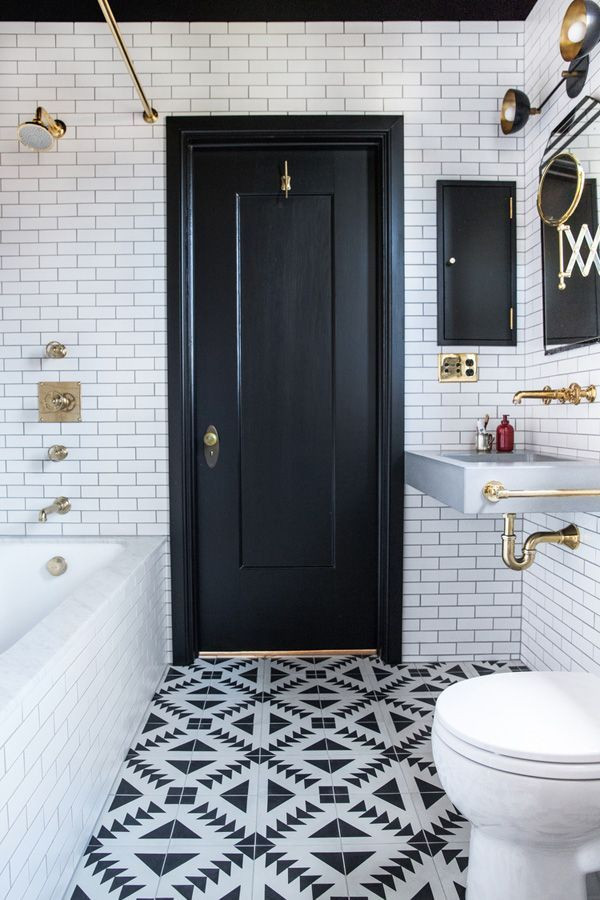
[433,671,600,780]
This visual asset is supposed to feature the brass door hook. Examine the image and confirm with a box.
[280,160,291,198]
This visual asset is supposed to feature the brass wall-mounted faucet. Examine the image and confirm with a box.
[501,512,580,571]
[512,383,596,405]
[38,497,71,523]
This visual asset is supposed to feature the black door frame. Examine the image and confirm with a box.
[166,115,404,665]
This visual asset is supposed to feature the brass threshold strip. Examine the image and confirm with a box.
[197,649,377,659]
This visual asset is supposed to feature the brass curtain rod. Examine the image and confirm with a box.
[483,480,600,503]
[96,0,158,123]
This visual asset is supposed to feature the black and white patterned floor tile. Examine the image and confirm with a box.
[68,657,526,900]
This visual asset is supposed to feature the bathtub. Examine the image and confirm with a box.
[0,537,168,900]
[1,540,126,655]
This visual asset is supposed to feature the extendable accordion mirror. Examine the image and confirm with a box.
[537,95,600,290]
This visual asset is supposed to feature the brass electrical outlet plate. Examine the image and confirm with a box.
[438,353,479,383]
[38,381,81,423]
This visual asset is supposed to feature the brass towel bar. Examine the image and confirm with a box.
[483,480,600,503]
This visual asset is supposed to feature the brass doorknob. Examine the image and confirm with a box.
[204,430,218,447]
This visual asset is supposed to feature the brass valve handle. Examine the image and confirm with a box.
[47,391,76,412]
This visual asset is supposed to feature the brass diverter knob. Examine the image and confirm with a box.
[48,444,68,462]
[45,340,67,359]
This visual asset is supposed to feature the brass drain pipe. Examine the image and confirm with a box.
[501,513,580,571]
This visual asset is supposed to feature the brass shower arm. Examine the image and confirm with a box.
[96,0,158,124]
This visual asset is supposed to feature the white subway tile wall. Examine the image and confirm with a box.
[0,19,527,664]
[0,540,167,900]
[522,0,600,673]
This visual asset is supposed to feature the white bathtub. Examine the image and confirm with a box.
[0,537,168,900]
[0,540,126,655]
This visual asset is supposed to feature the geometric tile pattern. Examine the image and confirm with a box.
[67,656,528,900]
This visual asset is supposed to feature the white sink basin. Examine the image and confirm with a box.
[406,450,600,514]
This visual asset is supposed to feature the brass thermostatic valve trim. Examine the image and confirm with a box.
[483,480,600,503]
[38,381,81,423]
[45,340,67,359]
[512,383,596,405]
[501,512,580,571]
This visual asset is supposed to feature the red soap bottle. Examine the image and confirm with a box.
[496,414,514,453]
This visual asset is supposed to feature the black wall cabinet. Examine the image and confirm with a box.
[437,180,516,346]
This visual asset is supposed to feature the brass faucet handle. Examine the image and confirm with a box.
[45,340,67,359]
[48,444,68,462]
[578,384,597,404]
[47,391,76,413]
[542,385,555,405]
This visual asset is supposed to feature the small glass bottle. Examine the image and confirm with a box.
[496,414,514,453]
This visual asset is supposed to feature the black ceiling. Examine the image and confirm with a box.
[1,1,538,22]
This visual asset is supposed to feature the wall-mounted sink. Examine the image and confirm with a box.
[406,450,600,514]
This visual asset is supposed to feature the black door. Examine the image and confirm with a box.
[193,147,377,652]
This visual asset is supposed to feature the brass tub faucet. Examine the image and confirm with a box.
[512,383,596,405]
[39,497,71,523]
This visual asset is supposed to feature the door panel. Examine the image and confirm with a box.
[192,146,378,652]
[240,195,334,568]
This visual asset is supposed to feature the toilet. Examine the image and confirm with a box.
[432,671,600,900]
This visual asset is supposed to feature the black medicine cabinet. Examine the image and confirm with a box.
[437,180,517,347]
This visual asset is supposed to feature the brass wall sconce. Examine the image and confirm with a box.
[38,382,81,423]
[500,0,599,136]
[96,0,158,123]
[500,62,589,135]
[17,107,66,151]
[560,0,600,63]
[45,340,67,359]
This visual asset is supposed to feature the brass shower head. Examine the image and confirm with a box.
[17,107,66,151]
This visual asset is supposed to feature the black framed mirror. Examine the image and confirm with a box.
[540,95,600,353]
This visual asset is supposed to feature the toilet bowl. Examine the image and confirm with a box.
[431,671,600,900]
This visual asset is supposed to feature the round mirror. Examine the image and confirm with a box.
[537,150,585,226]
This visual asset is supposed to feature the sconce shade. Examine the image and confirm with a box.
[501,89,538,135]
[560,0,600,61]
